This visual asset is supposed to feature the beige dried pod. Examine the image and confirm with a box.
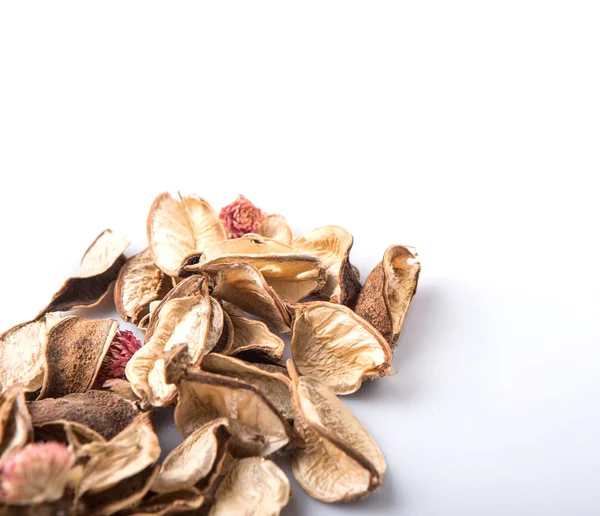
[118,489,206,515]
[38,229,130,316]
[35,420,105,449]
[202,354,292,420]
[202,262,292,333]
[287,363,386,503]
[354,245,421,345]
[28,390,139,440]
[114,248,172,326]
[39,317,119,399]
[187,234,327,302]
[209,457,291,516]
[147,192,227,277]
[0,386,33,468]
[292,225,362,306]
[151,418,230,494]
[174,368,292,457]
[257,214,293,245]
[291,302,392,395]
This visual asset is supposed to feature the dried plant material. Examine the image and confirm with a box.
[152,418,230,494]
[288,364,386,503]
[39,317,118,399]
[38,229,130,315]
[219,195,266,239]
[202,354,292,421]
[291,302,392,395]
[257,214,293,245]
[188,234,326,302]
[34,420,105,449]
[202,262,292,333]
[28,390,139,440]
[174,369,292,457]
[115,249,172,326]
[102,379,139,402]
[97,330,142,385]
[120,489,206,515]
[0,387,32,468]
[76,414,160,497]
[354,245,421,345]
[210,457,291,516]
[0,442,79,505]
[211,308,234,354]
[292,225,362,306]
[147,192,227,277]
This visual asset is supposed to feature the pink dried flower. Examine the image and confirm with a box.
[0,442,75,504]
[98,330,142,384]
[219,195,266,238]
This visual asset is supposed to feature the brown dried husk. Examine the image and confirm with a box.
[34,420,105,448]
[39,317,119,399]
[0,386,33,467]
[151,418,230,494]
[114,248,172,326]
[257,214,293,245]
[147,192,227,277]
[118,489,206,515]
[288,364,386,503]
[209,457,291,516]
[354,245,421,345]
[174,369,292,457]
[291,302,392,395]
[187,234,327,302]
[38,229,130,316]
[292,225,362,306]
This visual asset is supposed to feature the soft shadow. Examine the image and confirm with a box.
[151,406,183,461]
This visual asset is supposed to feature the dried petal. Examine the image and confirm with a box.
[114,249,172,326]
[39,317,118,399]
[147,192,227,277]
[256,214,293,245]
[292,225,361,306]
[288,364,386,503]
[291,302,391,394]
[0,387,33,468]
[219,195,265,238]
[151,418,230,494]
[354,245,421,345]
[38,229,130,315]
[210,457,290,516]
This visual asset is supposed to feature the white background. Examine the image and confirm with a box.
[1,2,599,515]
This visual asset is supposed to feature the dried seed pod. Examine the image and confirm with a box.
[354,245,421,345]
[202,262,292,333]
[147,192,227,277]
[202,354,292,420]
[38,229,130,316]
[28,390,139,440]
[34,420,105,448]
[114,248,172,326]
[187,234,327,302]
[119,489,206,515]
[174,369,292,457]
[209,457,291,516]
[288,363,386,503]
[257,214,293,245]
[38,317,118,400]
[292,225,362,306]
[151,418,230,494]
[0,386,33,468]
[291,302,392,395]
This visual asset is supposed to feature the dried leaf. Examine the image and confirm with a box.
[38,229,129,315]
[354,245,421,345]
[291,302,391,394]
[39,317,118,399]
[114,248,172,326]
[0,386,33,468]
[151,418,230,494]
[147,192,227,277]
[209,457,291,516]
[292,225,361,306]
[288,364,386,503]
[256,214,293,245]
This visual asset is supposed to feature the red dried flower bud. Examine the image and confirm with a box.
[219,195,266,239]
[98,330,142,385]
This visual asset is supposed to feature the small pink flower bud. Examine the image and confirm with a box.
[98,330,142,384]
[219,195,266,238]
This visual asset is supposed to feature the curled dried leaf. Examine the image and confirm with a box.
[291,302,392,395]
[292,225,361,306]
[114,248,172,326]
[354,245,421,345]
[174,369,292,457]
[288,364,386,503]
[257,214,293,245]
[38,229,130,315]
[39,317,118,399]
[147,192,227,277]
[0,386,33,468]
[151,418,230,494]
